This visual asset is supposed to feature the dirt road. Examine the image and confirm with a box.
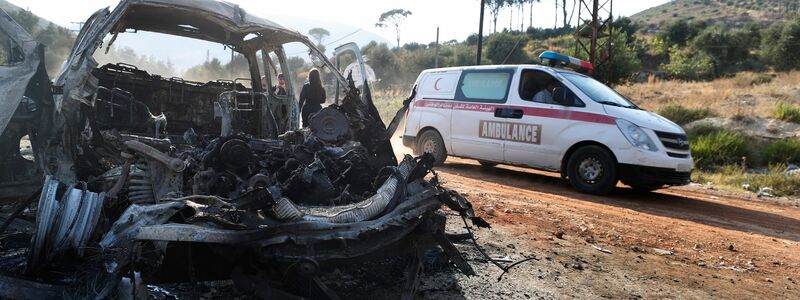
[410,157,800,299]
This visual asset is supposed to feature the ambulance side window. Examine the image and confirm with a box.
[455,69,514,103]
[519,69,583,107]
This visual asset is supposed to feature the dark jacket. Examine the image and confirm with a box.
[299,83,325,109]
[299,83,325,127]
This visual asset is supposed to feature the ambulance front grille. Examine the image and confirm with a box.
[654,131,690,151]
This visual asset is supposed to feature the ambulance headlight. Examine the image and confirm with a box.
[616,119,658,152]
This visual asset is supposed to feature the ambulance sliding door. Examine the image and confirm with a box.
[449,69,516,163]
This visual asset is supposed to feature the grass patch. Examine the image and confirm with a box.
[774,102,800,124]
[692,165,800,197]
[657,104,716,125]
[372,91,405,124]
[762,139,800,164]
[686,124,723,137]
[688,127,749,169]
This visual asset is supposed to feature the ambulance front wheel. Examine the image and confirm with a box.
[417,130,447,166]
[566,145,618,195]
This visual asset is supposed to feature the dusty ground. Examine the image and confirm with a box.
[410,157,800,299]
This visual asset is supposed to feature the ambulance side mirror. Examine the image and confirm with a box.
[552,87,573,106]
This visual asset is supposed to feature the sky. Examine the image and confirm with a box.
[8,0,669,44]
[6,0,670,71]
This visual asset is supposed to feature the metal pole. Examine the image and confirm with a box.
[477,0,485,65]
[435,26,440,68]
[590,0,598,64]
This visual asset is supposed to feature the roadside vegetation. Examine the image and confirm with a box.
[693,165,800,197]
[657,104,717,126]
[688,127,749,169]
[685,123,800,196]
[774,102,800,124]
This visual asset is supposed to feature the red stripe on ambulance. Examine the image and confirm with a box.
[414,99,615,125]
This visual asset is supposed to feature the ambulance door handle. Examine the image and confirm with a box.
[494,108,523,119]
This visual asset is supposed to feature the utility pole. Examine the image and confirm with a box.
[574,0,613,81]
[434,26,440,68]
[477,0,485,65]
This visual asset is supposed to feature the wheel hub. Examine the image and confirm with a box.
[578,157,603,183]
[422,140,437,154]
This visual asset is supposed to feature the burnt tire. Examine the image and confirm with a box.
[417,130,447,166]
[478,160,498,167]
[566,145,618,195]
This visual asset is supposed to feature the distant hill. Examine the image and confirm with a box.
[631,0,798,32]
[0,0,67,33]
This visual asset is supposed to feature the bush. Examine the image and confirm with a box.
[658,104,716,125]
[660,45,715,80]
[693,164,800,196]
[761,16,800,71]
[686,124,723,138]
[657,19,707,47]
[762,139,800,164]
[774,102,800,123]
[486,32,530,64]
[570,28,641,84]
[690,129,749,169]
[690,27,756,74]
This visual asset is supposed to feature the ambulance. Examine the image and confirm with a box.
[401,51,693,194]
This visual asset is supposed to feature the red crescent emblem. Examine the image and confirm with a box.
[434,78,442,91]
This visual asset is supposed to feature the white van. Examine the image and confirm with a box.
[402,52,693,194]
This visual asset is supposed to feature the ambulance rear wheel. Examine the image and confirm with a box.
[567,145,618,195]
[417,130,447,166]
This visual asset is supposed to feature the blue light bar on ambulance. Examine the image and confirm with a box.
[538,51,594,75]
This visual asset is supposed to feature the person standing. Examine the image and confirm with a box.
[272,73,287,96]
[299,68,325,127]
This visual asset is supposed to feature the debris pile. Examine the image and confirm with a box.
[0,2,489,298]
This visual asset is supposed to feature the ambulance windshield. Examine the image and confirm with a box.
[560,72,636,109]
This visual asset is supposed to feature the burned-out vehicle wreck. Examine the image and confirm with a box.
[0,0,489,299]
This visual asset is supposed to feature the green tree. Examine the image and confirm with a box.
[362,41,399,86]
[657,19,706,47]
[375,9,413,50]
[599,29,641,84]
[486,0,507,33]
[35,24,77,73]
[486,31,530,64]
[613,17,638,45]
[761,16,800,71]
[184,58,226,82]
[307,28,330,47]
[660,45,715,81]
[691,27,756,73]
[11,9,38,34]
